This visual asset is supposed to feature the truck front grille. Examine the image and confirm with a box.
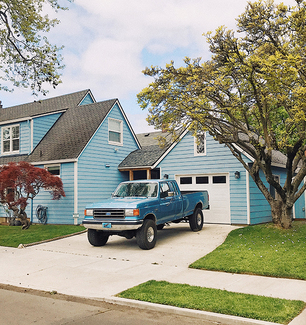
[93,209,125,219]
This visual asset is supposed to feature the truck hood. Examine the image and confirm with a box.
[86,197,157,209]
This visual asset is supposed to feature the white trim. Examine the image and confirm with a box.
[246,170,251,224]
[74,161,78,214]
[30,119,34,152]
[108,117,123,146]
[115,100,141,148]
[32,158,78,166]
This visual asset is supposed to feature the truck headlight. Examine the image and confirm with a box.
[125,209,139,216]
[85,209,93,216]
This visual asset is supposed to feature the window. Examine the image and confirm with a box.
[180,177,192,185]
[108,118,123,145]
[196,176,209,184]
[194,132,206,156]
[160,182,170,198]
[213,175,226,184]
[45,165,60,177]
[2,125,19,154]
[270,175,280,199]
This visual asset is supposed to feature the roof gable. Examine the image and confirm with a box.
[0,89,91,124]
[28,99,117,162]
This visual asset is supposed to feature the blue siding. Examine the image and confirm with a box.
[33,113,62,149]
[27,163,75,224]
[157,132,251,224]
[20,121,31,154]
[80,93,94,105]
[77,103,139,216]
[249,167,291,224]
[294,191,305,219]
[249,170,271,225]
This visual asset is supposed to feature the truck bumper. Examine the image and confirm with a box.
[82,220,143,231]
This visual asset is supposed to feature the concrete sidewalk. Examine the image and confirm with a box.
[0,223,305,325]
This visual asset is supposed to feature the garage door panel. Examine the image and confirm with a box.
[176,174,230,224]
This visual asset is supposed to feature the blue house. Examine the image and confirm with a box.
[1,89,304,225]
[0,90,140,224]
[119,129,306,225]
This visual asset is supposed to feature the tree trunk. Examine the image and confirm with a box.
[271,200,293,229]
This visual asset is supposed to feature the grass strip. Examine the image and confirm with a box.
[190,221,306,280]
[0,224,86,247]
[118,280,305,324]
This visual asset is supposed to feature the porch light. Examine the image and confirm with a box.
[234,171,240,179]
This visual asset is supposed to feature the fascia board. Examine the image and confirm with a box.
[115,100,141,149]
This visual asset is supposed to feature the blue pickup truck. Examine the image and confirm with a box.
[82,179,209,250]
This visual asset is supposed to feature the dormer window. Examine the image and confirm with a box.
[194,131,206,156]
[2,125,19,154]
[108,118,123,145]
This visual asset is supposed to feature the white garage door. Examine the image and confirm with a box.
[175,174,231,224]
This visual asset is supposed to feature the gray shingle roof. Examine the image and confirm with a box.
[119,131,173,169]
[119,129,288,169]
[0,93,117,165]
[119,145,168,169]
[0,89,91,123]
[28,99,117,162]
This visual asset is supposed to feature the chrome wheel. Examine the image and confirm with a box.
[147,226,155,243]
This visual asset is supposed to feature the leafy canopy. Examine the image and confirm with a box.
[0,0,70,95]
[137,0,306,228]
[0,161,65,210]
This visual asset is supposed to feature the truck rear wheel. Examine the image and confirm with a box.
[87,229,109,246]
[136,219,157,250]
[189,207,204,232]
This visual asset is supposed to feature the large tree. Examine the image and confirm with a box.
[0,0,69,95]
[0,161,65,229]
[138,0,306,229]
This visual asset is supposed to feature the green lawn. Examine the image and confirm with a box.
[190,221,306,280]
[0,224,86,247]
[118,280,305,324]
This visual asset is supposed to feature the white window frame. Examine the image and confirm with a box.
[1,124,20,155]
[108,118,123,146]
[194,131,206,156]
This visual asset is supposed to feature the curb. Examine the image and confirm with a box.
[103,296,282,325]
[19,230,87,248]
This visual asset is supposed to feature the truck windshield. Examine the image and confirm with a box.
[114,182,158,198]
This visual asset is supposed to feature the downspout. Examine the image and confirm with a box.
[73,161,79,225]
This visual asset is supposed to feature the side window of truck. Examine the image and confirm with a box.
[170,181,179,196]
[160,182,170,198]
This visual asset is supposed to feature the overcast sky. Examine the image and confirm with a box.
[1,0,297,133]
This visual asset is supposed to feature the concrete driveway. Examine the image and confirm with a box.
[0,223,239,299]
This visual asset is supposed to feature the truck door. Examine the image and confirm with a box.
[170,181,183,218]
[159,182,175,223]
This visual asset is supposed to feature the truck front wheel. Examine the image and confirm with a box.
[87,229,109,246]
[136,219,157,250]
[189,208,204,232]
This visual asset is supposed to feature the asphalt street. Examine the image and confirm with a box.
[0,285,224,325]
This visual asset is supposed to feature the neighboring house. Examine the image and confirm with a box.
[120,130,306,225]
[0,90,140,224]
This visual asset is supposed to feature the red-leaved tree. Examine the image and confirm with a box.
[0,161,65,229]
